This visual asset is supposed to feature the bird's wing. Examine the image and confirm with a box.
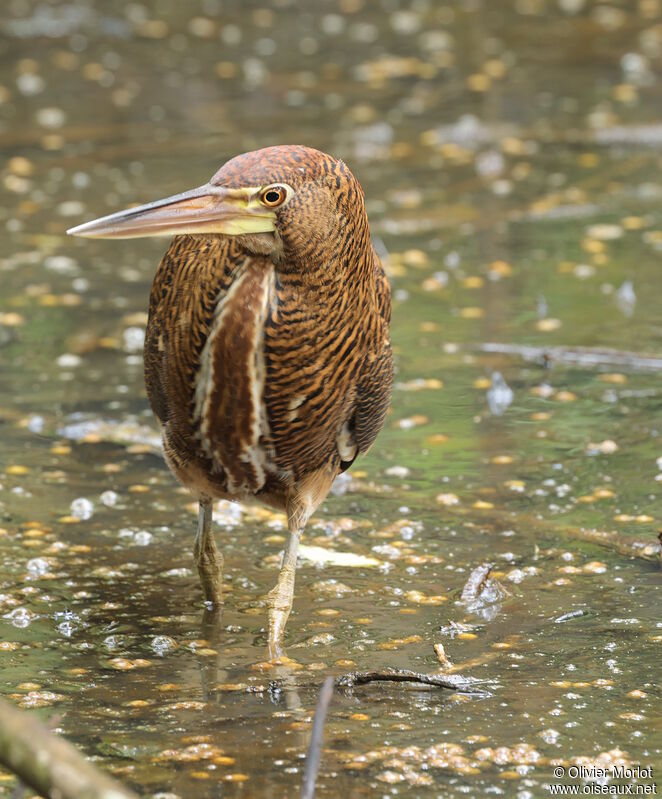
[144,261,170,425]
[338,253,393,471]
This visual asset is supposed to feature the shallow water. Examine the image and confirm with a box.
[1,1,661,796]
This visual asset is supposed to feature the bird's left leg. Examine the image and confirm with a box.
[193,498,223,608]
[266,469,336,657]
[266,515,302,659]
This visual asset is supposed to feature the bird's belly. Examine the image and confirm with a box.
[190,260,278,497]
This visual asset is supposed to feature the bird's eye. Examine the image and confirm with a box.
[260,186,288,208]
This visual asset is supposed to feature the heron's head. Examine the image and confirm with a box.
[67,145,367,265]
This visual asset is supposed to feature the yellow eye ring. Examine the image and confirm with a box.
[260,186,288,208]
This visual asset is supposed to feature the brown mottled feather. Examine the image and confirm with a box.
[144,146,393,523]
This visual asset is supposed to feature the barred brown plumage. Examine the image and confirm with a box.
[68,145,393,655]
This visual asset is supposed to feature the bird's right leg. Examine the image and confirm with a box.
[193,498,223,608]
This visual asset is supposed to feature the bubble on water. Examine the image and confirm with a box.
[100,490,118,507]
[27,415,45,433]
[5,608,37,628]
[445,251,460,269]
[26,558,50,575]
[35,107,66,128]
[487,372,514,416]
[103,635,123,650]
[122,326,145,352]
[400,525,415,541]
[70,497,94,520]
[615,280,636,317]
[57,353,82,368]
[476,149,505,178]
[329,471,351,496]
[57,200,85,216]
[558,0,585,13]
[385,465,410,478]
[161,568,192,577]
[133,530,153,546]
[17,73,45,95]
[44,255,78,275]
[151,635,177,656]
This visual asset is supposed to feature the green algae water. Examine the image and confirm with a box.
[0,1,661,796]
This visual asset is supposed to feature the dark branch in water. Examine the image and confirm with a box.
[335,669,489,694]
[476,342,662,372]
[460,563,494,601]
[301,676,334,799]
[0,697,139,799]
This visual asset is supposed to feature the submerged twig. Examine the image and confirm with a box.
[335,669,488,694]
[0,697,139,799]
[301,676,334,799]
[476,342,662,373]
[460,563,494,601]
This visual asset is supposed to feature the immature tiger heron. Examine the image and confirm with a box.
[68,145,393,655]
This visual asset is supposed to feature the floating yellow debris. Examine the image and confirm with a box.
[395,414,428,429]
[491,455,513,465]
[19,691,63,708]
[109,658,152,670]
[6,465,29,475]
[460,306,484,319]
[488,260,512,278]
[466,73,490,91]
[426,433,449,444]
[578,153,599,167]
[402,249,428,267]
[473,377,491,389]
[0,312,25,326]
[555,390,577,402]
[536,318,562,332]
[622,216,645,230]
[50,445,72,455]
[462,276,484,289]
[582,561,607,574]
[405,590,447,605]
[377,634,423,650]
[298,545,382,568]
[436,493,460,506]
[586,224,624,241]
[586,439,618,455]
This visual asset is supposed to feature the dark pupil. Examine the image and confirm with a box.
[265,190,281,204]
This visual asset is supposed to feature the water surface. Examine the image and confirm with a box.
[0,1,661,796]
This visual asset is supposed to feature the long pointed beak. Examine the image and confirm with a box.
[66,184,275,239]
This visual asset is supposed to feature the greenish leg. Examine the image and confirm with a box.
[193,498,223,608]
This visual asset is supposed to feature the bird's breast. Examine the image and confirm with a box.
[193,259,276,495]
